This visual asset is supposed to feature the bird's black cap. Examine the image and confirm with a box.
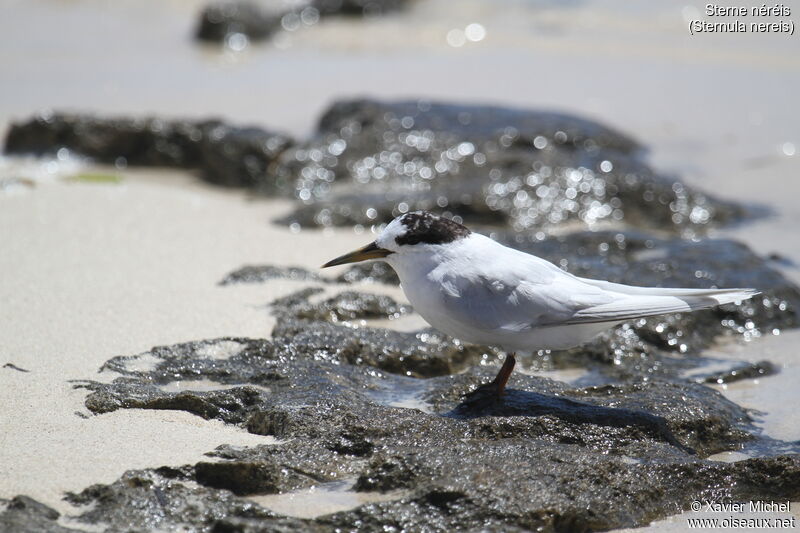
[395,211,471,246]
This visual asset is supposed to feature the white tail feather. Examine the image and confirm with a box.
[568,284,760,325]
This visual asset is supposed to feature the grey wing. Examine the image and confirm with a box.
[439,274,613,332]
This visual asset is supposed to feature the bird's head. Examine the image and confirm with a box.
[321,211,471,268]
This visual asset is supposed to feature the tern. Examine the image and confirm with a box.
[322,212,758,399]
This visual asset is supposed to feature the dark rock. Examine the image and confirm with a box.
[0,496,75,533]
[62,335,800,532]
[218,260,402,286]
[84,322,487,386]
[199,122,294,189]
[6,112,209,166]
[62,227,800,532]
[196,2,283,43]
[206,443,363,489]
[3,112,293,189]
[336,260,400,285]
[75,336,754,455]
[220,261,403,286]
[55,452,800,533]
[64,469,310,532]
[273,318,497,377]
[321,454,800,532]
[313,0,409,16]
[75,337,756,457]
[195,461,280,495]
[82,382,269,424]
[700,360,779,384]
[219,265,321,285]
[276,98,745,233]
[97,337,285,384]
[196,0,410,45]
[271,289,412,322]
[353,453,420,491]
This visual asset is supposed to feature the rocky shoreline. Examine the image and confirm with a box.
[3,99,799,531]
[4,99,749,234]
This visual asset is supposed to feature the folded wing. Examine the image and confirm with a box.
[439,270,759,330]
[565,280,759,325]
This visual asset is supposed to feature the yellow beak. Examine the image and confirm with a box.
[321,241,393,268]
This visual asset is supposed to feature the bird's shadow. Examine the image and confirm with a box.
[449,387,695,455]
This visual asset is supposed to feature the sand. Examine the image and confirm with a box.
[1,0,799,525]
[0,169,369,513]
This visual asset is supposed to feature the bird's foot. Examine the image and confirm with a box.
[461,353,516,409]
[462,381,506,408]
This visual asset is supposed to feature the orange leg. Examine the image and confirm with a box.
[491,352,516,395]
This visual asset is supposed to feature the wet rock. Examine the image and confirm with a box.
[204,443,364,491]
[432,370,754,457]
[273,318,496,377]
[277,98,744,233]
[699,360,779,384]
[0,496,75,533]
[64,469,310,532]
[195,461,281,495]
[336,260,400,285]
[323,454,800,532]
[82,381,269,424]
[200,121,295,190]
[219,265,321,285]
[78,338,755,457]
[271,289,411,322]
[86,312,478,384]
[3,112,293,189]
[52,450,800,533]
[67,337,800,531]
[97,337,285,386]
[196,0,410,45]
[219,260,402,286]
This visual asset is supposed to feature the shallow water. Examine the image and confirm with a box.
[363,373,434,412]
[249,478,408,519]
[157,379,270,394]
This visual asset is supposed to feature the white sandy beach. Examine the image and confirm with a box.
[0,169,373,514]
[1,0,799,526]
